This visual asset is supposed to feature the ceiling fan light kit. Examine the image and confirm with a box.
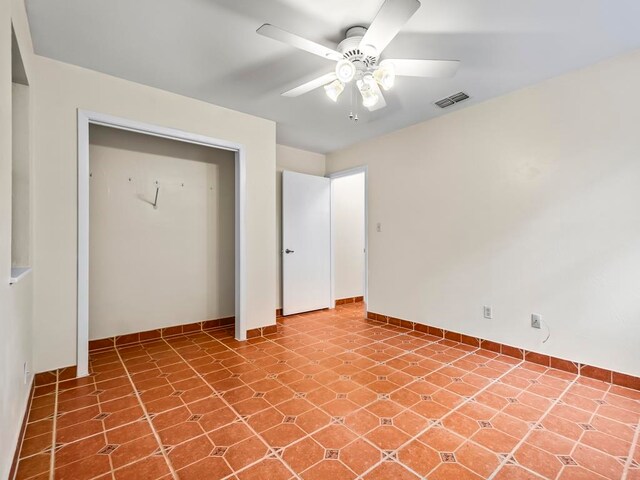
[257,0,460,118]
[324,79,345,102]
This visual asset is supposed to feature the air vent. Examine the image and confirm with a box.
[435,91,470,108]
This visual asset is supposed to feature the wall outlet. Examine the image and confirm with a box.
[483,306,492,319]
[376,222,382,232]
[531,313,541,329]
[23,361,30,385]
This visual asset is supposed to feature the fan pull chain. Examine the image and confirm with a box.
[348,82,359,122]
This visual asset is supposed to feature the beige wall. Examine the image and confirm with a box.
[327,49,640,378]
[276,144,325,309]
[333,173,365,300]
[29,57,276,373]
[89,126,235,340]
[0,1,34,477]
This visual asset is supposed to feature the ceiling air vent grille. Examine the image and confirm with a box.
[435,91,470,108]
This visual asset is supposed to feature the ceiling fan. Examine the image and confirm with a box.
[257,0,460,118]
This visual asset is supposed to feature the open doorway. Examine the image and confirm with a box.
[77,111,247,377]
[88,125,235,347]
[329,167,368,307]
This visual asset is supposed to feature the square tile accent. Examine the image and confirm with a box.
[98,445,119,455]
[325,449,339,460]
[478,421,493,428]
[558,456,577,466]
[378,394,390,400]
[381,418,393,426]
[507,397,518,404]
[336,393,347,399]
[383,450,397,461]
[267,447,283,458]
[331,417,345,424]
[294,392,307,399]
[170,390,184,397]
[188,414,203,422]
[499,454,517,465]
[440,453,456,463]
[529,422,544,430]
[94,413,110,420]
[420,395,432,401]
[43,443,64,454]
[579,423,594,430]
[283,416,297,424]
[253,392,265,398]
[211,447,228,456]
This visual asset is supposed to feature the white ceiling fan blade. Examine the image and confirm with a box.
[360,0,421,56]
[384,59,460,78]
[366,82,387,111]
[257,24,343,62]
[282,72,337,97]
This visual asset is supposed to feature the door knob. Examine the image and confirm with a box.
[285,249,295,254]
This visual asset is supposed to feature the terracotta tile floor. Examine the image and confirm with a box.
[16,303,640,479]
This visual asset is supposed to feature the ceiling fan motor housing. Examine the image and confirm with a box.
[338,26,378,71]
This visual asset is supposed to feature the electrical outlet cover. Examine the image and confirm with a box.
[531,314,541,329]
[483,306,492,319]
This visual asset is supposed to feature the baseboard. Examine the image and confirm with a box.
[335,296,364,305]
[88,316,235,352]
[8,377,35,480]
[246,324,278,339]
[367,311,640,391]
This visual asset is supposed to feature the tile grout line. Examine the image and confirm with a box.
[23,309,636,480]
[158,337,304,480]
[48,370,60,480]
[113,347,179,479]
[96,373,117,480]
[23,351,635,466]
[622,419,640,480]
[205,326,521,479]
[67,309,636,479]
[355,358,527,479]
[198,324,481,478]
[11,378,36,480]
[486,374,580,480]
[558,383,612,479]
[206,321,607,480]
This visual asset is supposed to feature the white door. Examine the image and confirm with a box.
[282,170,331,315]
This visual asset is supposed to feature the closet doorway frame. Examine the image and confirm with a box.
[77,110,247,377]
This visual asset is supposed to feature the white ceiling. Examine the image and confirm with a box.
[25,0,640,153]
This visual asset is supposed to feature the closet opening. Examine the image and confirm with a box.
[77,111,246,377]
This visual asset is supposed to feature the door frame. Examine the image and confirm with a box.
[77,110,247,377]
[327,165,369,308]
